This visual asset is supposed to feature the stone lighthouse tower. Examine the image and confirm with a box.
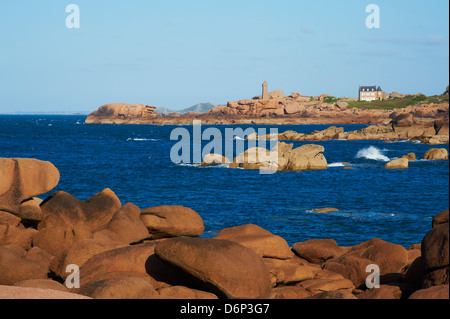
[262,81,268,100]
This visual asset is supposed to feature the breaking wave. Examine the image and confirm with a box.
[328,162,345,167]
[356,146,390,162]
[127,138,158,142]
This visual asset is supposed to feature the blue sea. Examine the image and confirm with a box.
[1,115,448,248]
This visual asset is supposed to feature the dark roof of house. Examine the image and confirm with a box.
[360,86,383,92]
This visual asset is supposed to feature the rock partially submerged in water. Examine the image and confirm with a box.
[201,154,230,166]
[313,208,340,213]
[385,158,409,169]
[401,152,417,161]
[229,142,328,172]
[423,148,449,160]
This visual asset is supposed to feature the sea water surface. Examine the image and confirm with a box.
[1,115,448,248]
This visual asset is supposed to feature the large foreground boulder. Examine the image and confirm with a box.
[263,258,317,286]
[51,238,127,280]
[322,254,374,287]
[35,192,149,257]
[0,158,60,215]
[0,246,49,285]
[0,211,37,249]
[78,276,158,299]
[0,285,90,299]
[422,223,449,270]
[420,211,449,288]
[140,206,204,239]
[298,278,355,295]
[432,210,449,228]
[403,210,449,290]
[409,285,449,299]
[13,279,69,292]
[154,237,272,298]
[323,238,408,287]
[38,189,122,232]
[78,241,169,289]
[32,225,92,257]
[215,224,294,259]
[93,203,150,244]
[292,239,345,264]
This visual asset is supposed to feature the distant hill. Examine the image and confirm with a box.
[155,102,219,115]
[154,107,174,115]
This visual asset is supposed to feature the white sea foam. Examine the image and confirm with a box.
[127,138,158,142]
[328,162,345,167]
[356,146,390,162]
[176,163,229,169]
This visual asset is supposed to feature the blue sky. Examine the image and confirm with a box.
[0,0,448,113]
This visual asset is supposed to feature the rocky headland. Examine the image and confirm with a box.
[1,158,449,299]
[85,88,449,130]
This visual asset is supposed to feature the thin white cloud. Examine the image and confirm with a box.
[360,49,399,57]
[368,35,449,46]
[323,42,349,48]
[267,36,292,42]
[301,27,315,34]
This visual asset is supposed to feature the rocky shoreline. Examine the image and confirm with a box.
[84,99,449,149]
[247,114,449,145]
[84,88,449,128]
[85,102,449,126]
[0,158,449,299]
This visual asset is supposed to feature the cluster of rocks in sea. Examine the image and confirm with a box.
[226,143,329,172]
[249,114,449,145]
[201,140,448,172]
[206,115,447,172]
[384,148,449,169]
[0,158,448,299]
